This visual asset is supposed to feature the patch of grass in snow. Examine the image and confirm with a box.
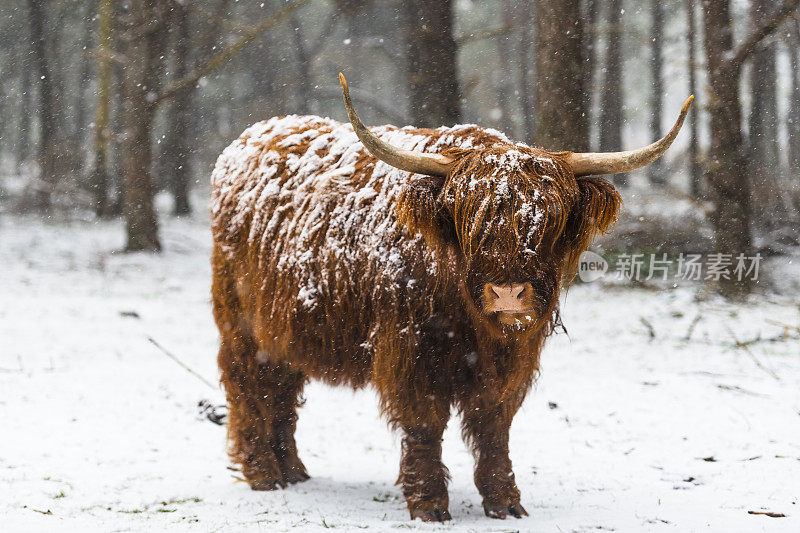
[117,496,202,515]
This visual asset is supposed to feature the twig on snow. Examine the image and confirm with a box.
[747,510,786,518]
[765,318,800,335]
[640,317,656,340]
[725,326,781,381]
[685,313,702,341]
[147,336,217,390]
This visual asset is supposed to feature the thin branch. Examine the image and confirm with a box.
[156,0,311,104]
[729,0,800,67]
[456,25,511,46]
[147,336,217,390]
[725,326,781,381]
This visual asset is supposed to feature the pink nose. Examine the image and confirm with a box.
[483,283,531,313]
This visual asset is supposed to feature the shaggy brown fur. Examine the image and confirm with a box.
[210,115,621,521]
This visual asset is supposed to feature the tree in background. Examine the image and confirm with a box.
[535,0,588,152]
[119,0,169,251]
[686,0,703,197]
[748,0,781,187]
[582,0,600,149]
[648,0,665,185]
[598,0,626,186]
[786,17,800,176]
[116,0,309,251]
[516,0,536,144]
[26,0,58,211]
[91,0,112,218]
[402,0,461,127]
[599,0,623,158]
[701,0,799,297]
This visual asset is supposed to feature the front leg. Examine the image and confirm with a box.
[461,405,528,519]
[398,423,451,522]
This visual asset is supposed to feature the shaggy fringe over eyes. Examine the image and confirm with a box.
[440,147,577,277]
[564,176,623,275]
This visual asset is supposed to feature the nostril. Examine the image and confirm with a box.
[516,286,526,299]
[489,286,500,299]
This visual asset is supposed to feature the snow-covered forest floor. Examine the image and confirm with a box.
[2,213,799,532]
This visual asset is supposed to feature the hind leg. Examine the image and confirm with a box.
[268,361,309,485]
[212,251,307,490]
[217,330,285,490]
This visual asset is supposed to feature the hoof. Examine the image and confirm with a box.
[483,501,528,519]
[283,470,310,485]
[248,476,285,491]
[410,508,452,522]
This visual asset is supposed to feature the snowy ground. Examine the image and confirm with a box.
[2,213,799,532]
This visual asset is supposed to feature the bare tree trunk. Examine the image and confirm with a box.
[75,2,93,165]
[748,0,781,186]
[686,0,702,197]
[517,0,536,144]
[109,60,125,216]
[291,14,313,115]
[583,0,600,149]
[121,0,168,252]
[92,0,112,217]
[787,18,800,175]
[402,0,461,127]
[648,0,666,185]
[494,0,515,135]
[702,0,752,298]
[162,3,192,215]
[19,57,33,166]
[27,0,58,211]
[0,73,6,164]
[599,0,624,185]
[535,0,588,152]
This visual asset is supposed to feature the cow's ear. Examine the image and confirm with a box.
[565,177,622,266]
[396,176,456,246]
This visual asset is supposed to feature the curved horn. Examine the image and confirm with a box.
[339,73,454,176]
[563,95,694,177]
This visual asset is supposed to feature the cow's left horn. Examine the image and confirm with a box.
[339,73,454,177]
[563,95,694,177]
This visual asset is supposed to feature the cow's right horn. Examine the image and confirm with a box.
[562,95,694,177]
[339,73,454,177]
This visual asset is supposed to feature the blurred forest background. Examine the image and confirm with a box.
[1,0,799,298]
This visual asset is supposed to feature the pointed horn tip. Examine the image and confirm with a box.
[338,72,347,88]
[682,95,694,114]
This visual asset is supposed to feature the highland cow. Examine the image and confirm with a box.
[210,74,692,521]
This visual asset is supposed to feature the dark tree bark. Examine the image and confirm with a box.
[686,0,702,197]
[599,0,623,164]
[702,0,752,297]
[120,0,168,251]
[27,0,59,210]
[0,73,6,163]
[789,18,800,175]
[517,0,536,144]
[402,0,461,128]
[535,0,588,152]
[75,2,93,158]
[291,14,313,115]
[162,3,192,215]
[19,56,33,165]
[92,0,112,217]
[748,0,781,184]
[494,0,515,135]
[582,0,600,148]
[648,0,666,185]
